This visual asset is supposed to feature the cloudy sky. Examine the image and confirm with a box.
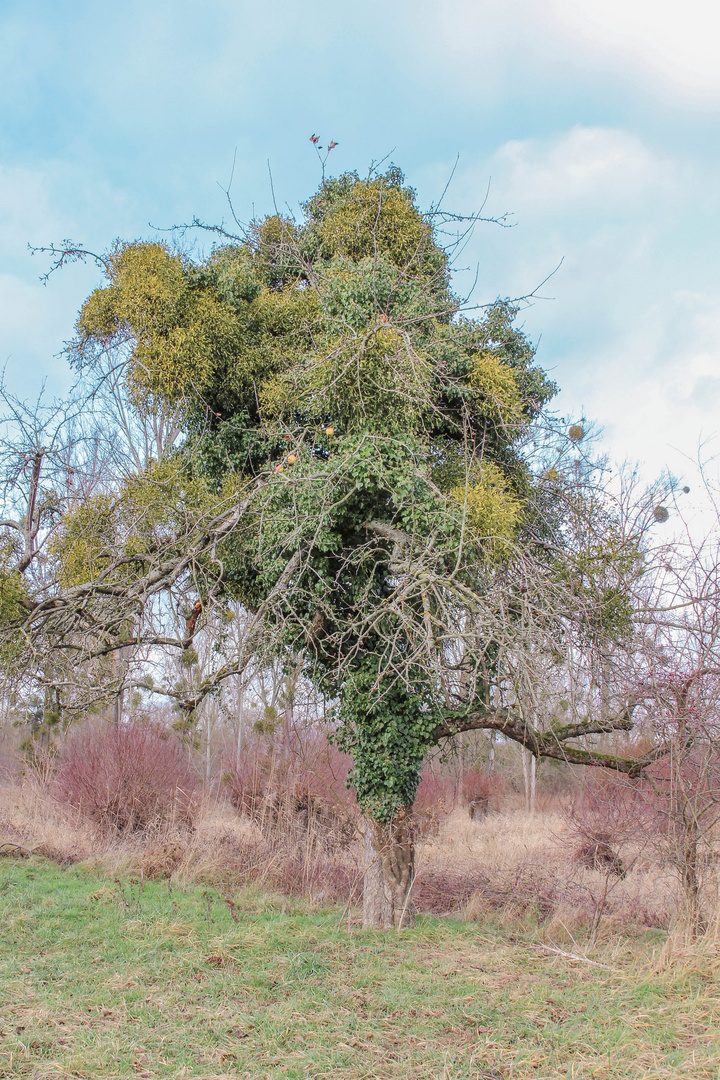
[1,0,718,484]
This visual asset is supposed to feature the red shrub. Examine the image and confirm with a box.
[55,722,197,832]
[563,771,649,874]
[221,733,358,844]
[413,769,454,836]
[462,770,503,817]
[415,770,455,808]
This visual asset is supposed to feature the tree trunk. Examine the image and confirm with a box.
[235,680,245,759]
[522,746,536,813]
[362,811,416,929]
[110,686,123,726]
[205,703,213,783]
[600,649,611,724]
[530,752,536,812]
[679,816,705,939]
[109,645,130,726]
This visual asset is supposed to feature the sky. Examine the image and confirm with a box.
[0,0,718,488]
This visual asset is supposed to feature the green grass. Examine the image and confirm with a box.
[1,859,719,1079]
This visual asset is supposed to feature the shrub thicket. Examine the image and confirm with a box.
[55,722,197,832]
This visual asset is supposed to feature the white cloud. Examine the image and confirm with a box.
[548,0,720,104]
[439,127,720,479]
[563,290,720,477]
[412,0,720,105]
[495,127,666,209]
[444,126,676,304]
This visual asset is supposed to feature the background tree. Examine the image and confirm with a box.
[627,493,720,939]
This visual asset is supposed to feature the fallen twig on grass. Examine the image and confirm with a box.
[530,942,617,970]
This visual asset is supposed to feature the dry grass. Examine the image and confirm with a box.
[0,773,96,865]
[418,808,678,931]
[0,777,362,903]
[0,775,689,937]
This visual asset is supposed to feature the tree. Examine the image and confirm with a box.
[629,496,720,939]
[5,166,656,927]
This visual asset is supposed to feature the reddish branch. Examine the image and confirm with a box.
[185,600,202,638]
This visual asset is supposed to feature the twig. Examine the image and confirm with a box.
[397,868,417,933]
[0,841,32,857]
[530,942,617,971]
[338,871,362,929]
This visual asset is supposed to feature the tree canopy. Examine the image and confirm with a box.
[72,168,562,819]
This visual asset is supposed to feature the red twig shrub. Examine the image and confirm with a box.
[462,770,503,818]
[221,734,358,844]
[564,772,649,876]
[639,748,720,930]
[413,770,454,836]
[55,722,197,832]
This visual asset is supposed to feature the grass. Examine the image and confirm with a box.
[1,859,719,1078]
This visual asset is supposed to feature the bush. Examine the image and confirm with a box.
[564,772,646,859]
[55,722,197,832]
[462,770,503,818]
[221,734,357,845]
[413,769,454,836]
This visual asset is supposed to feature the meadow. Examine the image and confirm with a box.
[2,857,720,1080]
[2,758,720,1080]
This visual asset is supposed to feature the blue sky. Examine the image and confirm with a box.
[1,0,718,483]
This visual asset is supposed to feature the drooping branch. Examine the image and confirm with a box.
[21,479,262,641]
[435,697,661,778]
[28,240,110,284]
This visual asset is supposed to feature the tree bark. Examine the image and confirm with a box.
[362,811,416,929]
[679,814,705,939]
[235,680,245,760]
[522,746,536,813]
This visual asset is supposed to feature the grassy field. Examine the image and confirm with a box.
[1,859,719,1079]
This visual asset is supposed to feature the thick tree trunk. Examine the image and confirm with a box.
[362,811,416,929]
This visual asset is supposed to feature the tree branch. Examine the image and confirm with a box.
[436,697,658,778]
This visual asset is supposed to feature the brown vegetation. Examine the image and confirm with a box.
[54,721,197,832]
[0,722,709,943]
